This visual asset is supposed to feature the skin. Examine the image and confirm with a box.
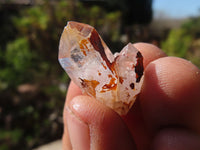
[62,43,200,150]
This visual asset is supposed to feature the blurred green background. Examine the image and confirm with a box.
[0,0,199,149]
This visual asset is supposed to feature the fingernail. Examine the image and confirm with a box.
[66,101,90,150]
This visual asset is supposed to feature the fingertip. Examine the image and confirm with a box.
[65,104,90,150]
[68,95,136,149]
[141,56,200,133]
[145,57,200,100]
[69,95,120,127]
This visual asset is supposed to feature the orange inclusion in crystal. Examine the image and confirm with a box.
[79,39,89,56]
[80,79,100,97]
[119,76,124,84]
[108,74,112,78]
[101,77,117,93]
[101,62,107,69]
[82,79,99,89]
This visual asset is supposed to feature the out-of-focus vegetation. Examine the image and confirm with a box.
[161,16,200,67]
[0,0,199,149]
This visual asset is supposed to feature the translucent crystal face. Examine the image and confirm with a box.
[59,21,144,115]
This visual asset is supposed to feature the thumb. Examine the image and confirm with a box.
[64,95,136,150]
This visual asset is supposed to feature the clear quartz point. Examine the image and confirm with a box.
[59,21,144,115]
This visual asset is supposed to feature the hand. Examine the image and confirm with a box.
[62,43,200,150]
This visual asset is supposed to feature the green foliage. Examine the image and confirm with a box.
[0,38,34,88]
[0,129,24,143]
[13,6,49,32]
[162,16,200,68]
[0,128,24,150]
[181,17,200,38]
[105,11,121,42]
[6,38,33,71]
[161,28,192,58]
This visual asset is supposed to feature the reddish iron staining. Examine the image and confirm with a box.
[127,93,130,99]
[80,39,89,48]
[132,64,135,69]
[101,78,117,92]
[135,51,144,83]
[101,62,107,69]
[129,83,135,89]
[79,78,86,88]
[119,76,124,84]
[79,78,100,96]
[79,39,89,56]
[108,74,112,78]
[81,78,99,89]
[111,59,118,75]
[89,29,118,73]
[88,29,118,75]
[89,29,111,66]
[82,50,87,56]
[98,72,101,76]
[100,90,106,93]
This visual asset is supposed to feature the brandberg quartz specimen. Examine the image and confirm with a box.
[58,21,144,115]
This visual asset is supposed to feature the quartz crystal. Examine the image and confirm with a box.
[58,21,144,115]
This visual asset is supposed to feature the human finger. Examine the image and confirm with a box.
[62,81,82,150]
[141,57,200,149]
[65,95,136,150]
